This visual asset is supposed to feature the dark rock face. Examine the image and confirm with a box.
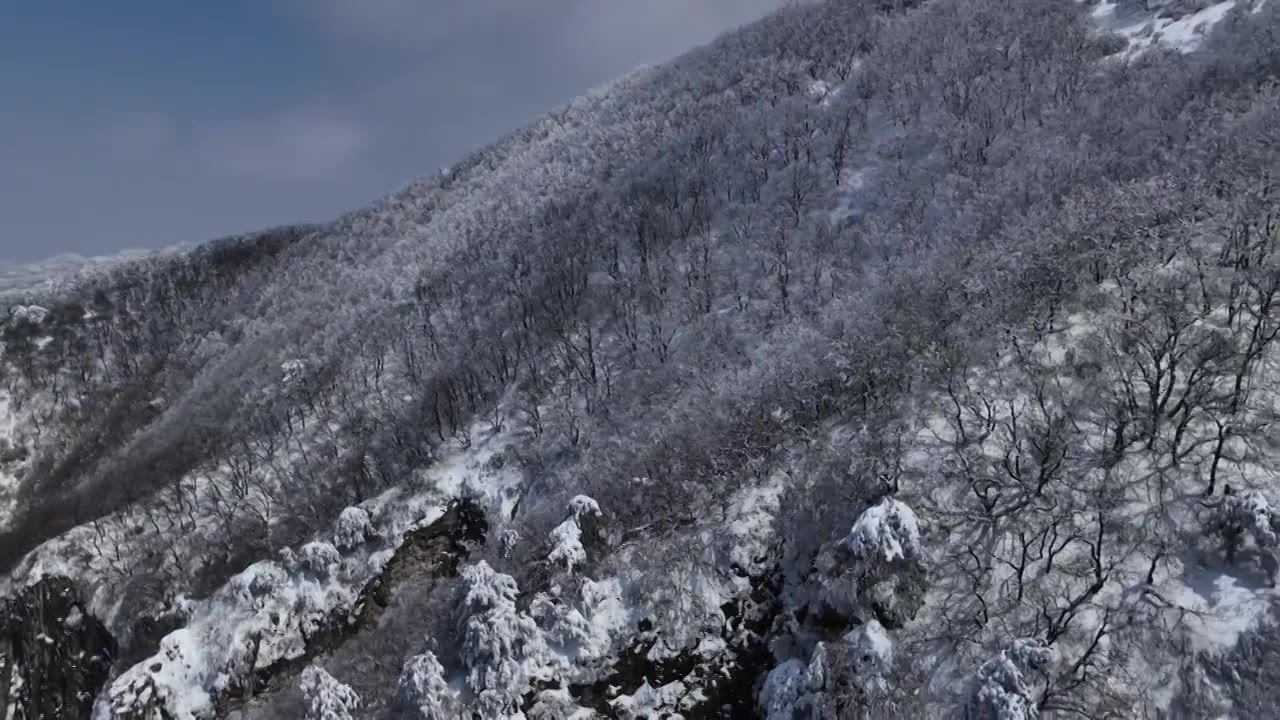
[0,577,116,720]
[359,497,488,620]
[576,506,609,568]
[223,498,488,707]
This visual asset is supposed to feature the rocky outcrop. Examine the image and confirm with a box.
[221,499,487,709]
[568,571,781,718]
[356,498,487,625]
[0,576,116,719]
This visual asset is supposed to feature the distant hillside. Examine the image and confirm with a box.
[0,248,169,299]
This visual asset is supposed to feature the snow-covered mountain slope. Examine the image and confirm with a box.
[3,0,1280,717]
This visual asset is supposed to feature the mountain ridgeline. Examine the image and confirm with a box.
[2,0,1280,717]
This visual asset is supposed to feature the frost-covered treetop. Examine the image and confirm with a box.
[299,666,361,720]
[280,358,305,383]
[396,651,461,719]
[460,560,521,613]
[457,560,548,715]
[548,495,603,573]
[334,506,374,550]
[848,618,894,677]
[9,305,49,324]
[1222,489,1279,547]
[845,497,922,564]
[549,517,587,573]
[760,643,829,720]
[298,541,342,577]
[968,638,1056,720]
[569,494,602,519]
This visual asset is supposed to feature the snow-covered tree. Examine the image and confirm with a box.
[846,619,893,690]
[298,665,361,720]
[966,639,1055,720]
[10,305,49,325]
[230,562,288,604]
[298,541,341,578]
[548,494,604,573]
[761,658,810,719]
[527,687,589,719]
[280,358,305,385]
[548,518,586,572]
[814,497,928,628]
[568,494,601,518]
[761,642,828,719]
[333,506,374,550]
[1216,488,1279,564]
[458,560,548,715]
[529,575,627,672]
[394,651,462,719]
[845,497,922,564]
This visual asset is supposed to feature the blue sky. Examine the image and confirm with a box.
[0,1,784,262]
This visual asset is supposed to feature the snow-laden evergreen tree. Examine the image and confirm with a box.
[547,518,586,572]
[846,619,893,690]
[298,665,361,720]
[760,642,828,719]
[845,497,922,564]
[548,494,603,573]
[298,540,341,578]
[966,639,1056,720]
[568,494,600,518]
[333,506,374,550]
[10,305,49,325]
[457,560,548,716]
[761,658,810,719]
[394,650,462,719]
[813,497,928,628]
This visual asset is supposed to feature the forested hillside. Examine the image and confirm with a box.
[2,0,1280,717]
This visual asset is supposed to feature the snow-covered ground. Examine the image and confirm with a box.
[1164,562,1276,651]
[1093,0,1242,53]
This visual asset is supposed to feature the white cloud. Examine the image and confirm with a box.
[195,110,369,181]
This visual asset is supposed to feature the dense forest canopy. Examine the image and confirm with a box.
[2,0,1280,717]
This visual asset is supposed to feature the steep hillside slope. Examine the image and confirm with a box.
[2,0,1280,717]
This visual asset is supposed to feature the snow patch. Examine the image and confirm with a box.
[726,472,787,572]
[1095,0,1239,54]
[1163,564,1276,651]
